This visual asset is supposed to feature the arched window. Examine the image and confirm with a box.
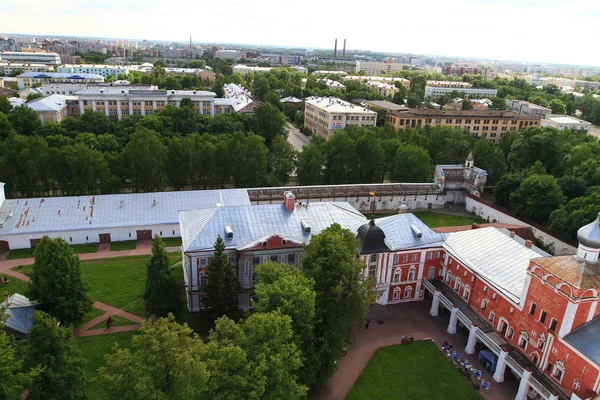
[407,267,416,281]
[370,254,377,263]
[393,287,400,300]
[454,278,461,292]
[462,285,470,300]
[404,286,412,299]
[427,266,436,280]
[200,274,208,286]
[393,269,401,283]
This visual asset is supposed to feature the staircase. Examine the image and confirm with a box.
[366,303,394,321]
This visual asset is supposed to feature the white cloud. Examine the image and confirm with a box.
[2,0,599,66]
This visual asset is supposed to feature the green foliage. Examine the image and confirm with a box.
[558,175,587,200]
[27,237,93,324]
[510,174,566,223]
[549,188,600,242]
[0,95,12,113]
[548,98,567,114]
[268,135,297,185]
[461,99,473,110]
[24,311,87,400]
[122,127,167,192]
[471,139,506,184]
[406,93,421,108]
[488,96,507,110]
[253,103,286,149]
[253,262,317,387]
[302,223,375,387]
[99,315,210,400]
[144,235,184,318]
[8,105,41,136]
[296,142,325,185]
[391,144,433,183]
[202,236,240,321]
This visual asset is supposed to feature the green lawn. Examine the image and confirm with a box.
[78,331,136,400]
[0,276,29,297]
[109,240,137,251]
[71,244,98,254]
[5,248,34,260]
[12,254,181,318]
[162,237,182,247]
[346,341,483,400]
[78,307,105,327]
[412,211,485,228]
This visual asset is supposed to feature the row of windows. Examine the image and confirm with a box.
[528,302,558,332]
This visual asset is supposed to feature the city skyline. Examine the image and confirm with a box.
[4,0,600,67]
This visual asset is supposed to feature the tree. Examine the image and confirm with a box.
[0,95,12,113]
[269,135,297,185]
[510,174,566,223]
[253,262,317,387]
[471,138,506,184]
[8,105,41,136]
[406,93,421,108]
[122,127,167,192]
[301,224,375,387]
[558,175,587,200]
[99,315,210,400]
[548,98,567,114]
[296,143,325,185]
[27,237,92,324]
[493,172,525,208]
[549,189,600,242]
[254,103,286,149]
[105,74,116,83]
[202,236,240,321]
[488,97,507,110]
[461,99,473,110]
[23,311,87,400]
[144,235,185,318]
[391,144,433,183]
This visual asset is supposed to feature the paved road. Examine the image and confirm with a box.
[286,123,310,152]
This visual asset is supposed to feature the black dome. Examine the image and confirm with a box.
[356,219,391,255]
[578,213,600,249]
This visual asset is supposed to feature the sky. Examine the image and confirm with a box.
[3,0,600,67]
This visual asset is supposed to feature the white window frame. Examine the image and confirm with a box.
[407,267,416,281]
[462,285,470,300]
[552,363,565,383]
[453,278,461,292]
[518,333,528,351]
[488,311,495,324]
[529,302,537,316]
[404,286,412,299]
[393,269,401,283]
[393,287,400,300]
[481,299,487,310]
[200,257,208,267]
[573,380,581,391]
[539,309,547,324]
[427,266,435,280]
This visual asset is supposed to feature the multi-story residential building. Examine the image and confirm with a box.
[215,49,246,61]
[0,51,61,65]
[344,75,411,89]
[506,100,552,119]
[386,109,541,143]
[442,66,481,76]
[355,60,405,75]
[25,94,80,125]
[542,115,591,131]
[214,83,258,114]
[0,63,53,75]
[16,71,104,90]
[57,64,133,78]
[366,81,398,97]
[425,81,498,98]
[304,96,377,140]
[75,87,216,119]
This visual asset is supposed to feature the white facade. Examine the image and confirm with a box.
[425,86,498,98]
[355,60,405,75]
[42,82,89,96]
[232,64,272,76]
[0,63,53,74]
[0,51,61,65]
[541,115,591,131]
[215,50,245,61]
[304,96,377,140]
[57,64,132,78]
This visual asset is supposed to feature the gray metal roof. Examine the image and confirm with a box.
[180,202,367,253]
[0,189,251,236]
[577,213,600,249]
[443,227,549,302]
[564,317,600,367]
[376,213,445,251]
[2,294,37,334]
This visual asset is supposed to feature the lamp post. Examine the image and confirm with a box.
[369,191,376,220]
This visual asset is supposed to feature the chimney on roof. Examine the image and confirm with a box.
[334,38,337,59]
[525,239,533,248]
[283,191,295,211]
[152,199,157,206]
[509,231,515,238]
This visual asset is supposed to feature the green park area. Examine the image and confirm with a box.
[346,341,483,400]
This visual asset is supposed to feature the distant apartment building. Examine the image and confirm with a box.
[541,115,591,131]
[355,60,405,75]
[344,75,411,89]
[0,51,61,65]
[41,82,157,96]
[25,94,80,125]
[304,97,377,140]
[57,64,133,78]
[386,109,540,143]
[232,64,272,76]
[215,50,246,61]
[75,87,216,119]
[16,72,104,90]
[366,81,398,97]
[441,66,480,76]
[425,81,497,98]
[214,83,258,114]
[319,78,345,90]
[0,63,53,75]
[506,99,551,119]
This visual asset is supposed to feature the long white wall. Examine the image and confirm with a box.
[0,223,181,250]
[465,196,576,255]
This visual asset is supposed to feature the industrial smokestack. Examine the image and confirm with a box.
[343,39,346,58]
[334,38,337,59]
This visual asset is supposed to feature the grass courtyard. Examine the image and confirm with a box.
[346,341,483,400]
[412,211,485,228]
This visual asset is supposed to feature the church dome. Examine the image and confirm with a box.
[577,213,600,249]
[356,219,391,255]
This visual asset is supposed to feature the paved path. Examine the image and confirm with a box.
[286,122,310,152]
[313,301,517,400]
[74,301,145,338]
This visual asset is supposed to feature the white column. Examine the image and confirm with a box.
[548,392,559,400]
[78,100,84,115]
[128,100,133,116]
[104,101,109,117]
[465,323,478,354]
[210,100,215,116]
[493,348,509,383]
[430,289,440,316]
[447,305,458,334]
[92,100,96,112]
[117,103,122,120]
[152,100,157,112]
[515,368,532,400]
[559,302,579,338]
[141,101,146,116]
